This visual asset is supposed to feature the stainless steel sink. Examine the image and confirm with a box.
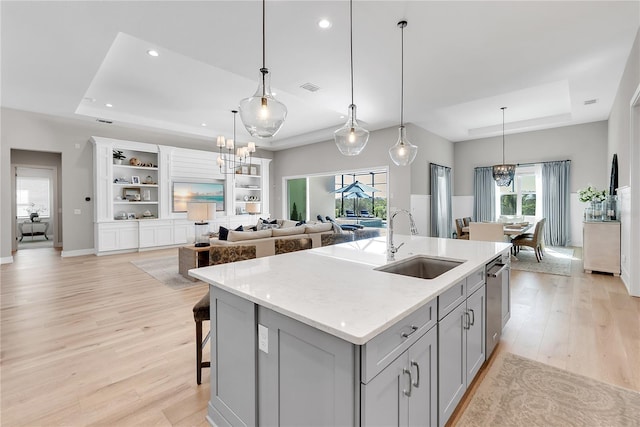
[375,255,463,280]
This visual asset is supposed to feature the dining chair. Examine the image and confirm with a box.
[462,217,472,227]
[511,218,546,262]
[455,218,469,240]
[468,222,505,242]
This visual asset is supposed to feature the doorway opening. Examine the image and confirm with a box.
[11,149,62,253]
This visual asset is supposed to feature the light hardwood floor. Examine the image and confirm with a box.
[1,246,638,426]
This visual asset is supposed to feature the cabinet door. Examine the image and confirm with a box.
[361,353,409,427]
[438,302,466,427]
[466,285,486,382]
[407,326,437,427]
[258,307,355,427]
[209,288,256,427]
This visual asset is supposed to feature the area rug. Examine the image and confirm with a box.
[131,256,202,290]
[457,352,640,427]
[510,246,574,276]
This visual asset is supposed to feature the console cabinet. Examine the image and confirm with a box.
[583,221,621,275]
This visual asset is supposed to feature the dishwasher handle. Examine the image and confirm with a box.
[488,263,509,278]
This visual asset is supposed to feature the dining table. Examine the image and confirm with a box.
[462,222,533,237]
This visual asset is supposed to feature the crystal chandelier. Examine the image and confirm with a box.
[238,0,287,138]
[389,20,417,167]
[334,0,369,156]
[216,110,256,175]
[492,107,516,186]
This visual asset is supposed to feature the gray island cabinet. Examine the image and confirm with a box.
[190,236,511,427]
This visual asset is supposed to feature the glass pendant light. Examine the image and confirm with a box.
[389,20,417,167]
[492,107,516,186]
[334,0,369,156]
[239,0,287,139]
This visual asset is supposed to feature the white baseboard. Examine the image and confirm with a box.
[60,248,95,258]
[1,256,14,264]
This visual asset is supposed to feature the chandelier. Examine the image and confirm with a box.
[216,110,256,175]
[492,107,516,186]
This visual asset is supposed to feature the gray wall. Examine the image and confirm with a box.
[272,123,453,233]
[0,107,273,259]
[308,175,335,220]
[608,28,639,188]
[453,121,609,196]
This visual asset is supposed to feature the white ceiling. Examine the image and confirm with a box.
[2,1,639,151]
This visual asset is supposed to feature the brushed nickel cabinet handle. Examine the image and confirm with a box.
[401,325,418,338]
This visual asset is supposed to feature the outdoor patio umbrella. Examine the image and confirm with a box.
[332,181,377,216]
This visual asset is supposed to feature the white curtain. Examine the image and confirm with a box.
[430,164,452,238]
[542,160,571,246]
[473,167,496,222]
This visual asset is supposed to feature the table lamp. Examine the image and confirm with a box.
[187,202,216,247]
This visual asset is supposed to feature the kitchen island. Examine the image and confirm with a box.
[191,235,511,427]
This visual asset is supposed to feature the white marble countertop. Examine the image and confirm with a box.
[190,235,511,345]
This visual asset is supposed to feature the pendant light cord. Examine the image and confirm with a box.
[501,106,506,163]
[261,0,267,97]
[262,0,266,70]
[349,0,354,106]
[400,21,405,127]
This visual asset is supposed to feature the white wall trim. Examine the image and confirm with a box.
[1,256,14,264]
[60,248,95,258]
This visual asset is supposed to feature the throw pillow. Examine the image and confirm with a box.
[219,225,243,241]
[295,220,306,226]
[227,229,272,242]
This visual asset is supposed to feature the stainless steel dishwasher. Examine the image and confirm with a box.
[486,253,510,357]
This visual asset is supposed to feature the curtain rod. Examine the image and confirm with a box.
[516,159,571,167]
[430,162,450,169]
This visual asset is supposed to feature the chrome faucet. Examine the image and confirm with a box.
[387,209,419,261]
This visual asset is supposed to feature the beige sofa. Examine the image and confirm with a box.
[210,222,337,258]
[210,221,381,259]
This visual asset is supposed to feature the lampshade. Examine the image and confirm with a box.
[492,107,515,187]
[388,20,417,167]
[238,0,287,138]
[246,203,261,214]
[334,0,369,156]
[187,202,216,223]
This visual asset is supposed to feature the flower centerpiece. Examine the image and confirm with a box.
[578,185,607,221]
[26,203,42,222]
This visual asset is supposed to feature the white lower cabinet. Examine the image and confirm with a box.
[139,220,174,248]
[95,222,138,252]
[438,284,486,426]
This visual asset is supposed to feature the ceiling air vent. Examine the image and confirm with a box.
[300,82,320,92]
[584,99,598,105]
[96,118,113,124]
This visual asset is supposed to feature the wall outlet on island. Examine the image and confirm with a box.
[258,324,268,353]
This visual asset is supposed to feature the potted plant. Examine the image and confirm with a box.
[113,150,126,165]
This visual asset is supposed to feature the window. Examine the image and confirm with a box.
[16,175,51,218]
[496,165,541,221]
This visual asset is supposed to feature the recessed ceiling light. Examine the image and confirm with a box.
[318,19,332,29]
[201,123,207,127]
[147,49,159,57]
[105,103,113,108]
[83,97,96,103]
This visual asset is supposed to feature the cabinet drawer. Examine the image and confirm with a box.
[361,299,436,383]
[466,267,485,295]
[438,279,466,320]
